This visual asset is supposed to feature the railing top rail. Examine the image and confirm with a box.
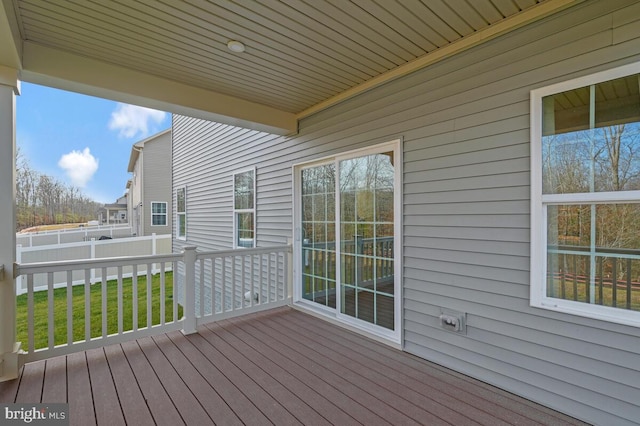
[195,244,292,260]
[15,252,182,276]
[549,244,640,256]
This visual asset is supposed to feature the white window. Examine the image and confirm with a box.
[531,62,640,326]
[151,202,167,226]
[233,168,255,248]
[176,187,187,239]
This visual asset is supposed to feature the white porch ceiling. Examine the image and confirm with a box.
[0,0,581,134]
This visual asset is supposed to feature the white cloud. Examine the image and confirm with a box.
[108,103,166,139]
[58,148,99,188]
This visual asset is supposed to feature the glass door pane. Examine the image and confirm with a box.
[339,152,395,330]
[300,164,337,308]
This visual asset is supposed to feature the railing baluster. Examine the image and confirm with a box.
[626,258,632,310]
[250,253,255,306]
[267,253,272,303]
[598,257,604,305]
[199,258,204,317]
[132,264,138,331]
[173,261,178,322]
[84,269,91,342]
[27,274,34,353]
[231,255,236,311]
[259,253,264,304]
[67,270,73,347]
[47,272,54,350]
[147,264,152,328]
[117,266,123,335]
[241,255,246,308]
[572,255,578,301]
[160,262,166,325]
[101,268,107,338]
[221,256,226,313]
[284,250,289,300]
[612,258,618,307]
[211,257,217,314]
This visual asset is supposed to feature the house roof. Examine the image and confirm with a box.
[0,0,581,134]
[127,129,170,173]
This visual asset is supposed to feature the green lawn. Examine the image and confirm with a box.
[17,271,183,350]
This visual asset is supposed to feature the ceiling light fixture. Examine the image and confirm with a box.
[227,40,245,53]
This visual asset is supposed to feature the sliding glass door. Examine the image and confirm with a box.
[297,141,400,339]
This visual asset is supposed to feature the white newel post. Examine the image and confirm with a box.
[182,246,197,335]
[0,69,20,381]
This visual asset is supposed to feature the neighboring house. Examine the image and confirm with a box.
[127,129,172,236]
[172,2,640,425]
[99,194,128,224]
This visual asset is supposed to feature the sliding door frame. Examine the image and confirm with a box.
[292,139,402,345]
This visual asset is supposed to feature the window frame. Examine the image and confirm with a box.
[530,61,640,327]
[176,186,187,240]
[292,140,403,345]
[150,201,168,227]
[232,167,256,249]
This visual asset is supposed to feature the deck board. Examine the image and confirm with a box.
[150,333,243,426]
[165,331,271,425]
[201,321,333,426]
[120,339,184,426]
[41,356,67,403]
[103,343,155,426]
[137,336,214,425]
[87,348,126,426]
[211,319,360,426]
[0,307,589,426]
[66,351,95,426]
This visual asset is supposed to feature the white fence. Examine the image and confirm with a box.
[16,224,133,247]
[16,234,171,294]
[14,244,292,363]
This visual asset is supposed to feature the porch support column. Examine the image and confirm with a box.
[0,66,20,381]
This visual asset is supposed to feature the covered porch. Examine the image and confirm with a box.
[0,307,586,426]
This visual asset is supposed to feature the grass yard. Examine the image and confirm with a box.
[16,271,183,350]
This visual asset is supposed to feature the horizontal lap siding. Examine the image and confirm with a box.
[172,116,293,252]
[143,132,172,236]
[172,1,640,424]
[302,1,640,425]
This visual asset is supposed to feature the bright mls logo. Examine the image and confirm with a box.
[0,404,68,425]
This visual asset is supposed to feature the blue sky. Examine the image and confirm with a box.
[17,82,171,203]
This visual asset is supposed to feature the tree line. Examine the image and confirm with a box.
[16,148,101,231]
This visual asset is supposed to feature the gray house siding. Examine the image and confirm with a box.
[142,132,172,237]
[172,1,640,424]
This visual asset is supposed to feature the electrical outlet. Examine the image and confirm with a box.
[439,311,466,334]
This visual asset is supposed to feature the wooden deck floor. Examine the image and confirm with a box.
[0,307,588,426]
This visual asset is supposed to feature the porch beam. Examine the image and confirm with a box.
[0,0,22,70]
[0,71,20,381]
[21,42,298,136]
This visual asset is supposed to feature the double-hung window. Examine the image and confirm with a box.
[151,202,167,226]
[176,187,187,239]
[531,62,640,326]
[233,168,256,248]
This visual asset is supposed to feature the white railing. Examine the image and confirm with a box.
[184,245,292,331]
[14,244,292,363]
[16,224,132,247]
[16,234,171,295]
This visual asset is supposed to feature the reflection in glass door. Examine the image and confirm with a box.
[301,164,337,308]
[339,152,395,330]
[298,144,397,335]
